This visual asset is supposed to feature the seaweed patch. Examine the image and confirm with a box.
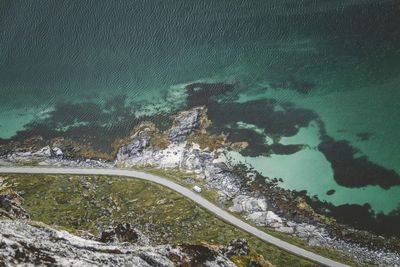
[318,134,400,189]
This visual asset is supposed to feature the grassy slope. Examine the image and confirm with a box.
[3,173,319,267]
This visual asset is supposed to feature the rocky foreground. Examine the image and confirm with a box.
[0,187,270,267]
[1,106,400,266]
[0,220,256,267]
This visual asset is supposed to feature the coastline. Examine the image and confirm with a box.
[1,102,399,266]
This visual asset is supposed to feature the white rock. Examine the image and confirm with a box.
[52,147,63,156]
[276,226,295,234]
[33,146,52,157]
[245,211,284,228]
[16,151,32,157]
[246,212,268,226]
[266,211,283,224]
[229,195,268,213]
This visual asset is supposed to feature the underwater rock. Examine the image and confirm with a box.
[326,189,335,195]
[318,135,400,189]
[185,82,235,107]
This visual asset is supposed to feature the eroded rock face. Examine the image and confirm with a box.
[0,188,29,220]
[0,220,236,267]
[98,223,149,245]
[172,244,236,267]
[7,145,64,162]
[223,239,249,257]
[168,107,203,142]
[229,195,284,228]
[119,132,150,157]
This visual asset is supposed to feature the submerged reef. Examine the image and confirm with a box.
[318,134,400,189]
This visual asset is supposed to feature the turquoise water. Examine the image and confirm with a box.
[229,50,400,214]
[1,1,400,220]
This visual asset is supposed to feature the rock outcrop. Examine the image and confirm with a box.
[223,239,249,257]
[229,195,269,214]
[0,220,237,267]
[98,223,150,245]
[6,145,63,163]
[0,183,29,220]
[168,107,203,142]
[116,107,243,197]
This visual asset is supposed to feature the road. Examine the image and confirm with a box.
[0,167,349,267]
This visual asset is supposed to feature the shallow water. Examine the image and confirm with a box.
[0,1,399,218]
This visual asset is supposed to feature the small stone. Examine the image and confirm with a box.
[326,189,335,195]
[276,226,295,234]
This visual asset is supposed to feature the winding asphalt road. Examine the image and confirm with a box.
[0,167,348,267]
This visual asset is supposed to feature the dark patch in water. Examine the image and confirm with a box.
[356,131,373,141]
[329,204,400,237]
[326,189,335,195]
[269,143,304,155]
[318,134,400,189]
[225,128,269,157]
[207,99,318,138]
[206,98,318,158]
[300,193,400,238]
[185,83,318,144]
[7,96,173,154]
[185,82,235,107]
[331,204,376,231]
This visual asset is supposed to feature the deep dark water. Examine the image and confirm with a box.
[1,0,400,108]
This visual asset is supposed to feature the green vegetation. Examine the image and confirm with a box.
[2,173,319,267]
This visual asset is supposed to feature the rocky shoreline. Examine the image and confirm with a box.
[1,106,400,266]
